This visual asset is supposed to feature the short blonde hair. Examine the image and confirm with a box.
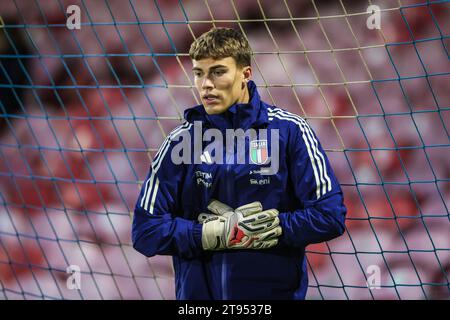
[189,28,252,67]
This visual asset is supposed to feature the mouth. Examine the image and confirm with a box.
[202,94,220,105]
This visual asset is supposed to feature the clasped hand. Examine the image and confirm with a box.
[199,200,282,250]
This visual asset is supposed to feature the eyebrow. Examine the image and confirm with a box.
[192,64,229,71]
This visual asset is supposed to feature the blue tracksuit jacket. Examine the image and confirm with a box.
[132,81,346,300]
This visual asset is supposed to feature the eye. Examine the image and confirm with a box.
[193,71,203,77]
[213,70,226,76]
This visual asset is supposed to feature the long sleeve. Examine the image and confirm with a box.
[278,118,347,248]
[131,123,203,259]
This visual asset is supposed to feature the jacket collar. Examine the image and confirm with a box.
[184,80,269,131]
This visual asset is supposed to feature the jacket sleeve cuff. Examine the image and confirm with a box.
[276,212,291,248]
[192,223,203,250]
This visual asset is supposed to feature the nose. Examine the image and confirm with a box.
[201,75,214,90]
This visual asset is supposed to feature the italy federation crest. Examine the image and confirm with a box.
[250,140,269,165]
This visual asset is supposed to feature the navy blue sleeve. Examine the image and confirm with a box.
[278,120,347,248]
[132,124,203,259]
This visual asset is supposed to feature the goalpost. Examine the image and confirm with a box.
[0,0,449,299]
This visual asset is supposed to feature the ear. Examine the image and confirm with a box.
[242,66,252,82]
[241,66,252,89]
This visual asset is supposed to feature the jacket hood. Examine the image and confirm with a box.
[183,80,269,131]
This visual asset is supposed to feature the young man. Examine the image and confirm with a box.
[132,28,347,300]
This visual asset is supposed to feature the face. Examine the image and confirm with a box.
[192,57,252,115]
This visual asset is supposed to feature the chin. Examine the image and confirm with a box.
[204,104,226,115]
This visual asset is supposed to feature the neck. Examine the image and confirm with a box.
[238,85,250,104]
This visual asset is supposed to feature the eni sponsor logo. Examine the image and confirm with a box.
[249,168,271,186]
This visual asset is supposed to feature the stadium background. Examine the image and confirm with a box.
[0,0,449,299]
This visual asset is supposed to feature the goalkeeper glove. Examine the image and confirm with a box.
[200,200,282,250]
[197,199,234,223]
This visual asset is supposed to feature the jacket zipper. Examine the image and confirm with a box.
[222,144,234,299]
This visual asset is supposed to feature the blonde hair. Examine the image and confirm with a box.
[189,28,252,67]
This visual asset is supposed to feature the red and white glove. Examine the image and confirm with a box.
[200,200,282,250]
